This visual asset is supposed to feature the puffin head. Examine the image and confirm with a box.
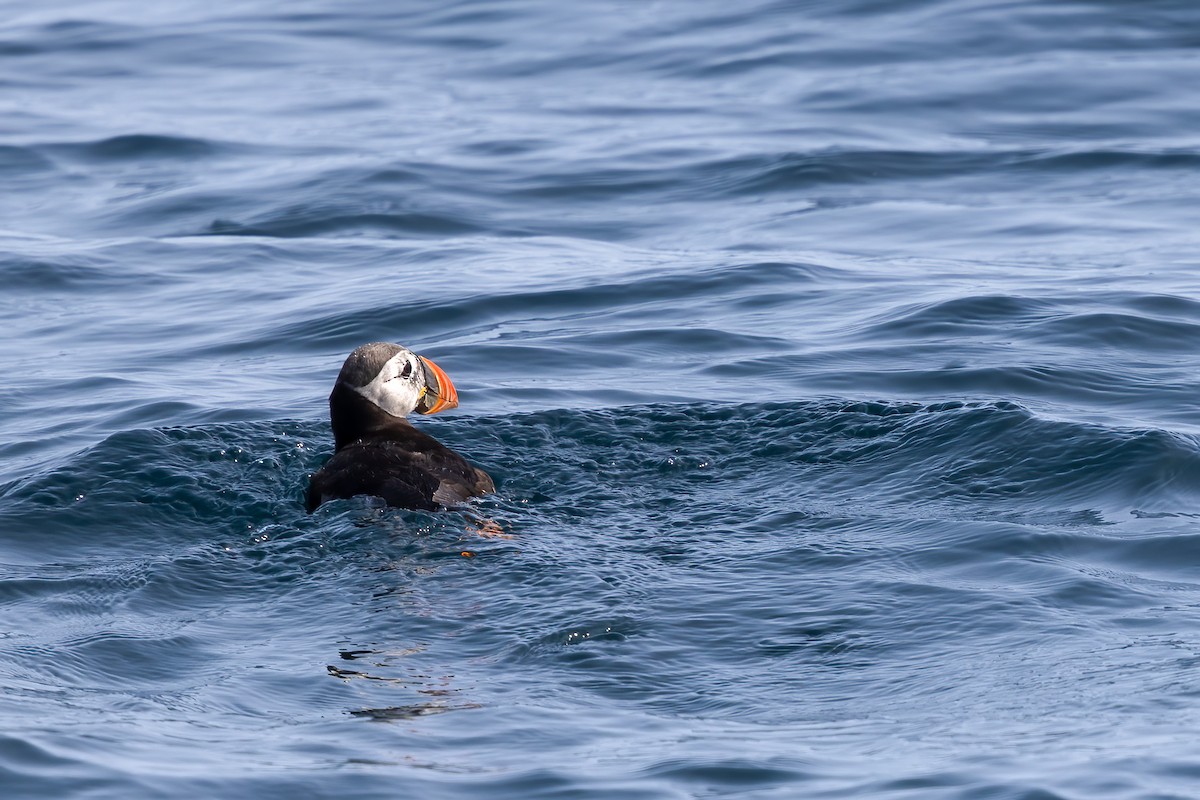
[333,342,459,419]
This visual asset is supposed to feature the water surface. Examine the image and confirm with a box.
[3,1,1200,798]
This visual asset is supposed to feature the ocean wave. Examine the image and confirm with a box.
[7,399,1197,541]
[2,407,1199,798]
[48,134,222,162]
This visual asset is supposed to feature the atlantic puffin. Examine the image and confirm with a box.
[306,342,494,512]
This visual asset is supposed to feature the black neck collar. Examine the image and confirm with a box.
[328,382,413,450]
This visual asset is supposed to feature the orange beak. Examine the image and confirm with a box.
[417,355,459,414]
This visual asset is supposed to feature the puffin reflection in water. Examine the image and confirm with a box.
[306,342,494,512]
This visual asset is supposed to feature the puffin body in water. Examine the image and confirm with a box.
[306,342,494,512]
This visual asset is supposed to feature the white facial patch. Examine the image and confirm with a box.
[352,351,424,418]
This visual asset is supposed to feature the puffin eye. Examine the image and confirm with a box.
[398,361,413,379]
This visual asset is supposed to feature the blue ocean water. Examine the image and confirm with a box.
[3,0,1200,797]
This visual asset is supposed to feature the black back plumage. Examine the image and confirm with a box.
[306,345,493,512]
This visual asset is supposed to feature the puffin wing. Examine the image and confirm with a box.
[431,467,493,506]
[307,442,440,511]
